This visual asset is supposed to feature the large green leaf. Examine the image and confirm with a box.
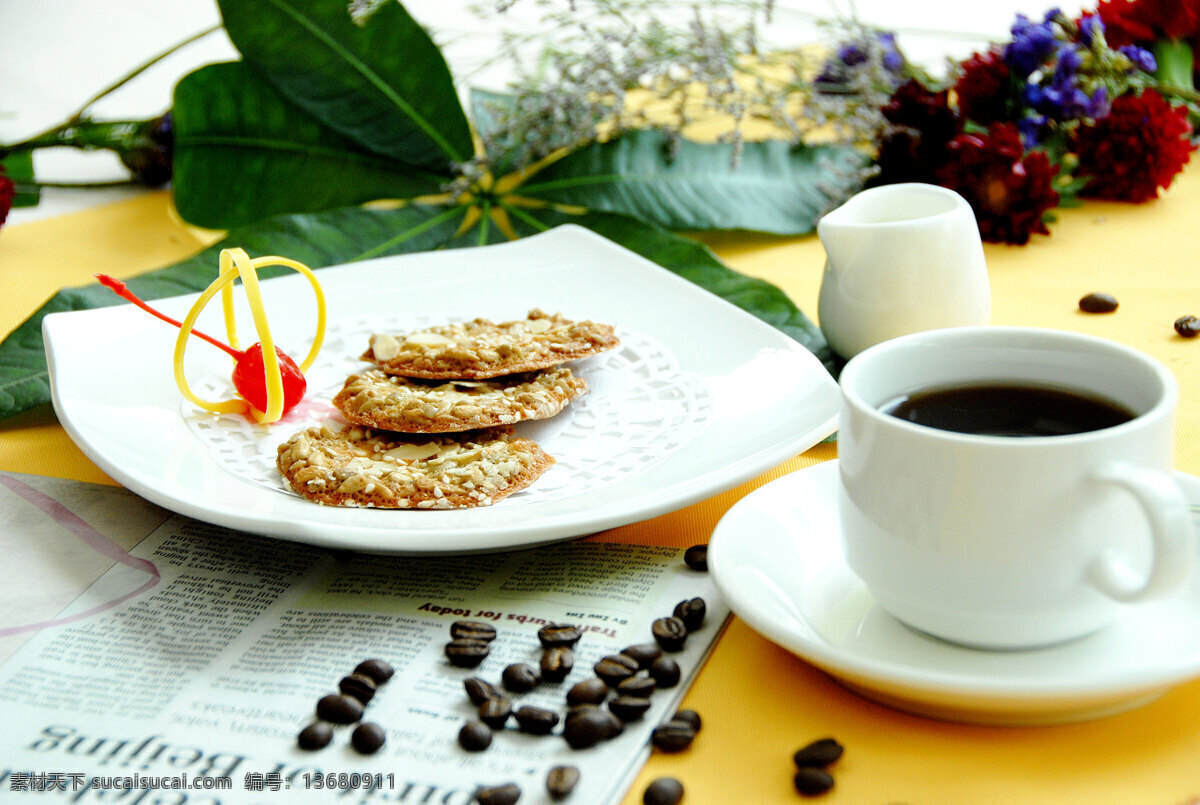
[173,61,447,229]
[0,202,831,418]
[216,0,473,171]
[518,129,866,235]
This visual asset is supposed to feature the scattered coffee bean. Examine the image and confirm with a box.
[642,777,684,805]
[672,709,702,732]
[651,617,688,652]
[316,693,363,724]
[351,722,386,754]
[683,543,708,571]
[793,767,835,797]
[338,673,377,704]
[538,623,583,649]
[566,677,609,707]
[594,654,639,686]
[1175,314,1200,337]
[650,720,696,753]
[563,708,612,749]
[464,676,502,706]
[648,656,681,688]
[478,696,513,730]
[546,765,581,801]
[620,643,663,669]
[502,662,541,693]
[446,638,491,668]
[1079,292,1119,313]
[793,737,844,768]
[475,782,521,805]
[353,658,395,684]
[459,720,494,752]
[515,705,560,735]
[297,721,333,750]
[452,620,498,642]
[608,695,652,722]
[616,671,657,699]
[672,598,706,631]
[540,647,574,683]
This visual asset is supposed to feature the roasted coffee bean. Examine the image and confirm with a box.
[620,642,663,669]
[566,677,609,706]
[546,765,581,801]
[673,709,702,732]
[608,695,652,722]
[458,720,493,752]
[451,620,498,642]
[652,617,689,651]
[297,721,333,750]
[464,676,502,706]
[563,708,618,749]
[502,662,541,693]
[650,720,696,753]
[1175,314,1200,337]
[515,705,560,735]
[672,597,706,631]
[793,767,835,796]
[793,737,844,768]
[683,543,708,571]
[446,638,490,668]
[353,658,395,684]
[1079,292,1119,313]
[478,696,513,729]
[642,777,684,805]
[648,656,681,688]
[538,623,583,649]
[351,722,386,755]
[338,673,377,704]
[616,671,656,699]
[474,783,521,805]
[316,693,363,724]
[540,647,574,683]
[594,654,639,686]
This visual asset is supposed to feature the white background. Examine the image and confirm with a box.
[2,0,1087,224]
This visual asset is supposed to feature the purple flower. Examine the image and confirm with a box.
[1006,14,1059,77]
[1118,45,1157,73]
[1079,13,1104,46]
[1018,114,1047,147]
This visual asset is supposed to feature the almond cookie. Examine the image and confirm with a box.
[362,309,619,379]
[332,367,588,433]
[277,425,553,509]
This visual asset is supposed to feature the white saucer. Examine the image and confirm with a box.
[708,460,1200,725]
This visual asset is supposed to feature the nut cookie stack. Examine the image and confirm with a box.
[277,310,619,509]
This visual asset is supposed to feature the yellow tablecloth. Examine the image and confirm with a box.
[2,170,1199,803]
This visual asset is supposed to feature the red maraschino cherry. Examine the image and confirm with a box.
[97,274,306,416]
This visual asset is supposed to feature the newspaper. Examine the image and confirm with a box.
[0,472,727,804]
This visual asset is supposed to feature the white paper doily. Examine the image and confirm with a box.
[183,315,713,506]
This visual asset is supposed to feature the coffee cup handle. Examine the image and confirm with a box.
[1086,462,1194,602]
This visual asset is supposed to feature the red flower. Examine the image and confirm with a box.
[872,80,962,185]
[1072,89,1194,202]
[0,166,14,229]
[934,123,1060,245]
[954,50,1014,125]
[1097,0,1200,47]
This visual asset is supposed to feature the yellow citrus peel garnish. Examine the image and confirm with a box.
[169,248,326,424]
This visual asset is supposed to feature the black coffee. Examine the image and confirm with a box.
[882,383,1135,437]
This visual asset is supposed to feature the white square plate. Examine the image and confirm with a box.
[44,225,838,553]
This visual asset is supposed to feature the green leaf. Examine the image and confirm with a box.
[216,0,473,171]
[517,129,867,235]
[3,151,40,208]
[173,62,447,229]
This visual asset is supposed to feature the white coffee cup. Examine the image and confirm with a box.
[837,326,1195,649]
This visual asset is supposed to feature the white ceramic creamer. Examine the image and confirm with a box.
[817,183,990,359]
